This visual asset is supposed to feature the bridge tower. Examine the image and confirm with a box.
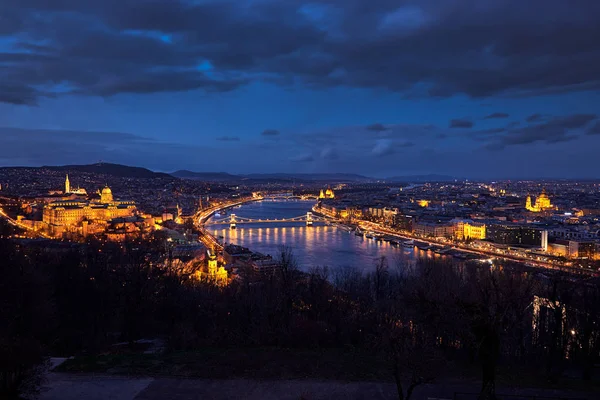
[230,213,237,229]
[306,212,313,226]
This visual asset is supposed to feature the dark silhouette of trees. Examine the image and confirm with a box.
[0,240,53,399]
[1,234,599,399]
[576,279,600,381]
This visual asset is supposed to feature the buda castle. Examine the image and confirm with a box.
[42,175,137,235]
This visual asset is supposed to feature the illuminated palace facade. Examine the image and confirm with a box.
[43,176,136,234]
[526,189,557,212]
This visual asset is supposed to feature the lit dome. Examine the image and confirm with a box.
[100,186,114,203]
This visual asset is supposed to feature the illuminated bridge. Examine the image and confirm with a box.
[254,192,319,200]
[204,212,326,228]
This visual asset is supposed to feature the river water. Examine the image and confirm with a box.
[208,200,441,272]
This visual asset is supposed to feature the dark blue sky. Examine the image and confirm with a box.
[1,0,600,179]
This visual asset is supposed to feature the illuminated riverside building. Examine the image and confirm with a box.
[414,221,455,238]
[42,176,136,235]
[453,219,486,240]
[526,189,556,212]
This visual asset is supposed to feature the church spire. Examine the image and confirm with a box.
[65,174,70,194]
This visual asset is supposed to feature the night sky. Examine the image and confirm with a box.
[1,0,600,179]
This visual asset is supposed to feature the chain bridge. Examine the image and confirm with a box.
[204,212,325,228]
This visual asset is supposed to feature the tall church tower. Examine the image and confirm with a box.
[525,195,533,211]
[65,174,70,194]
[207,253,218,276]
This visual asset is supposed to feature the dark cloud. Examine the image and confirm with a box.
[470,128,507,142]
[484,113,597,148]
[449,119,474,129]
[216,136,240,142]
[0,83,41,106]
[262,129,280,136]
[484,112,509,119]
[586,121,600,135]
[366,123,388,132]
[526,114,545,123]
[2,0,600,104]
[550,113,597,129]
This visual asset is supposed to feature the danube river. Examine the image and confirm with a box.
[208,200,437,271]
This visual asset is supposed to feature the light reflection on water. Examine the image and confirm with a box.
[208,200,445,272]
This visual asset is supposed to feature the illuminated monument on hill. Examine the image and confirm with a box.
[526,189,556,212]
[64,174,87,195]
[42,175,136,235]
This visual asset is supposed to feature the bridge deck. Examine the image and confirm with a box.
[205,215,325,225]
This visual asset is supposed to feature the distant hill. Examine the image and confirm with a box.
[171,171,375,183]
[242,173,373,182]
[386,174,457,182]
[41,163,173,179]
[171,170,239,181]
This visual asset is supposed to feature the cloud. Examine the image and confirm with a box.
[2,0,600,104]
[366,123,388,132]
[0,126,210,170]
[526,114,545,123]
[484,113,598,148]
[261,129,280,137]
[484,112,509,119]
[551,114,597,129]
[371,139,395,156]
[449,119,474,129]
[0,83,43,106]
[586,121,600,135]
[291,153,314,162]
[320,147,339,160]
[216,136,240,141]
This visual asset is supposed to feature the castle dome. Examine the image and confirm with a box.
[100,186,114,203]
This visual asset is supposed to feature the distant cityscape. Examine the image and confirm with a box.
[1,163,599,282]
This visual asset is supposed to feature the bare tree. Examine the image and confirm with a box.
[455,268,534,400]
[371,257,445,400]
